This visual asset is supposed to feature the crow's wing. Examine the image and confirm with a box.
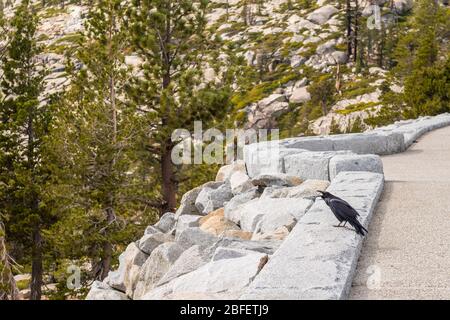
[329,198,360,219]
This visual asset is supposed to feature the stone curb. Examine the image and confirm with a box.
[244,114,450,179]
[240,171,384,300]
[244,114,450,157]
[373,113,450,149]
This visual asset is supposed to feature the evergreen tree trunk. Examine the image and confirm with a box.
[353,0,359,62]
[378,26,385,68]
[161,143,177,213]
[346,0,352,58]
[160,42,176,214]
[242,1,248,26]
[335,63,342,95]
[321,101,328,116]
[30,225,42,300]
[99,207,114,280]
[226,0,229,21]
[98,14,119,280]
[28,98,42,300]
[99,244,112,280]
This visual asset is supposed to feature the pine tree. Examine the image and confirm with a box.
[393,0,450,117]
[329,117,343,134]
[0,0,16,301]
[394,0,448,77]
[0,0,49,300]
[48,0,152,282]
[127,0,232,214]
[403,56,450,117]
[411,0,445,70]
[414,1,437,66]
[308,75,336,116]
[348,117,364,133]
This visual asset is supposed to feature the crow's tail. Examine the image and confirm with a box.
[349,219,368,236]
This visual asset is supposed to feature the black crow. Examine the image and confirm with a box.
[317,191,368,236]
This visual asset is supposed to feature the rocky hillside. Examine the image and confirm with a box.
[205,0,415,133]
[3,2,84,95]
[2,0,430,135]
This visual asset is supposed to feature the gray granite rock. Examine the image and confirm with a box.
[383,132,406,154]
[307,5,338,24]
[154,212,176,233]
[330,133,392,155]
[215,238,281,255]
[138,232,174,255]
[224,187,261,223]
[261,179,330,199]
[142,251,268,300]
[133,242,184,299]
[331,51,348,64]
[289,86,311,104]
[175,214,202,237]
[316,39,336,55]
[251,226,290,241]
[86,281,129,300]
[175,227,219,249]
[251,173,302,188]
[175,186,203,217]
[105,242,148,295]
[229,198,313,233]
[215,160,247,182]
[329,154,383,180]
[211,247,255,261]
[279,136,334,151]
[92,113,450,300]
[258,93,286,108]
[144,225,160,235]
[383,114,450,148]
[393,0,413,14]
[290,55,306,68]
[229,171,254,195]
[284,151,336,181]
[195,181,233,215]
[243,142,305,177]
[275,132,406,155]
[157,245,213,287]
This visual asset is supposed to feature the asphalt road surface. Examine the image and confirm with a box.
[349,126,450,300]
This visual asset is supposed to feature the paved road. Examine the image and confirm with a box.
[349,126,450,300]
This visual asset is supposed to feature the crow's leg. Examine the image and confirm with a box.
[343,221,347,227]
[333,221,343,228]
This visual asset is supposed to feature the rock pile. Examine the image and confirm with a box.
[87,114,450,300]
[87,162,329,300]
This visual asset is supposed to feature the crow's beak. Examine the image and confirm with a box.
[306,191,324,201]
[315,190,325,199]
